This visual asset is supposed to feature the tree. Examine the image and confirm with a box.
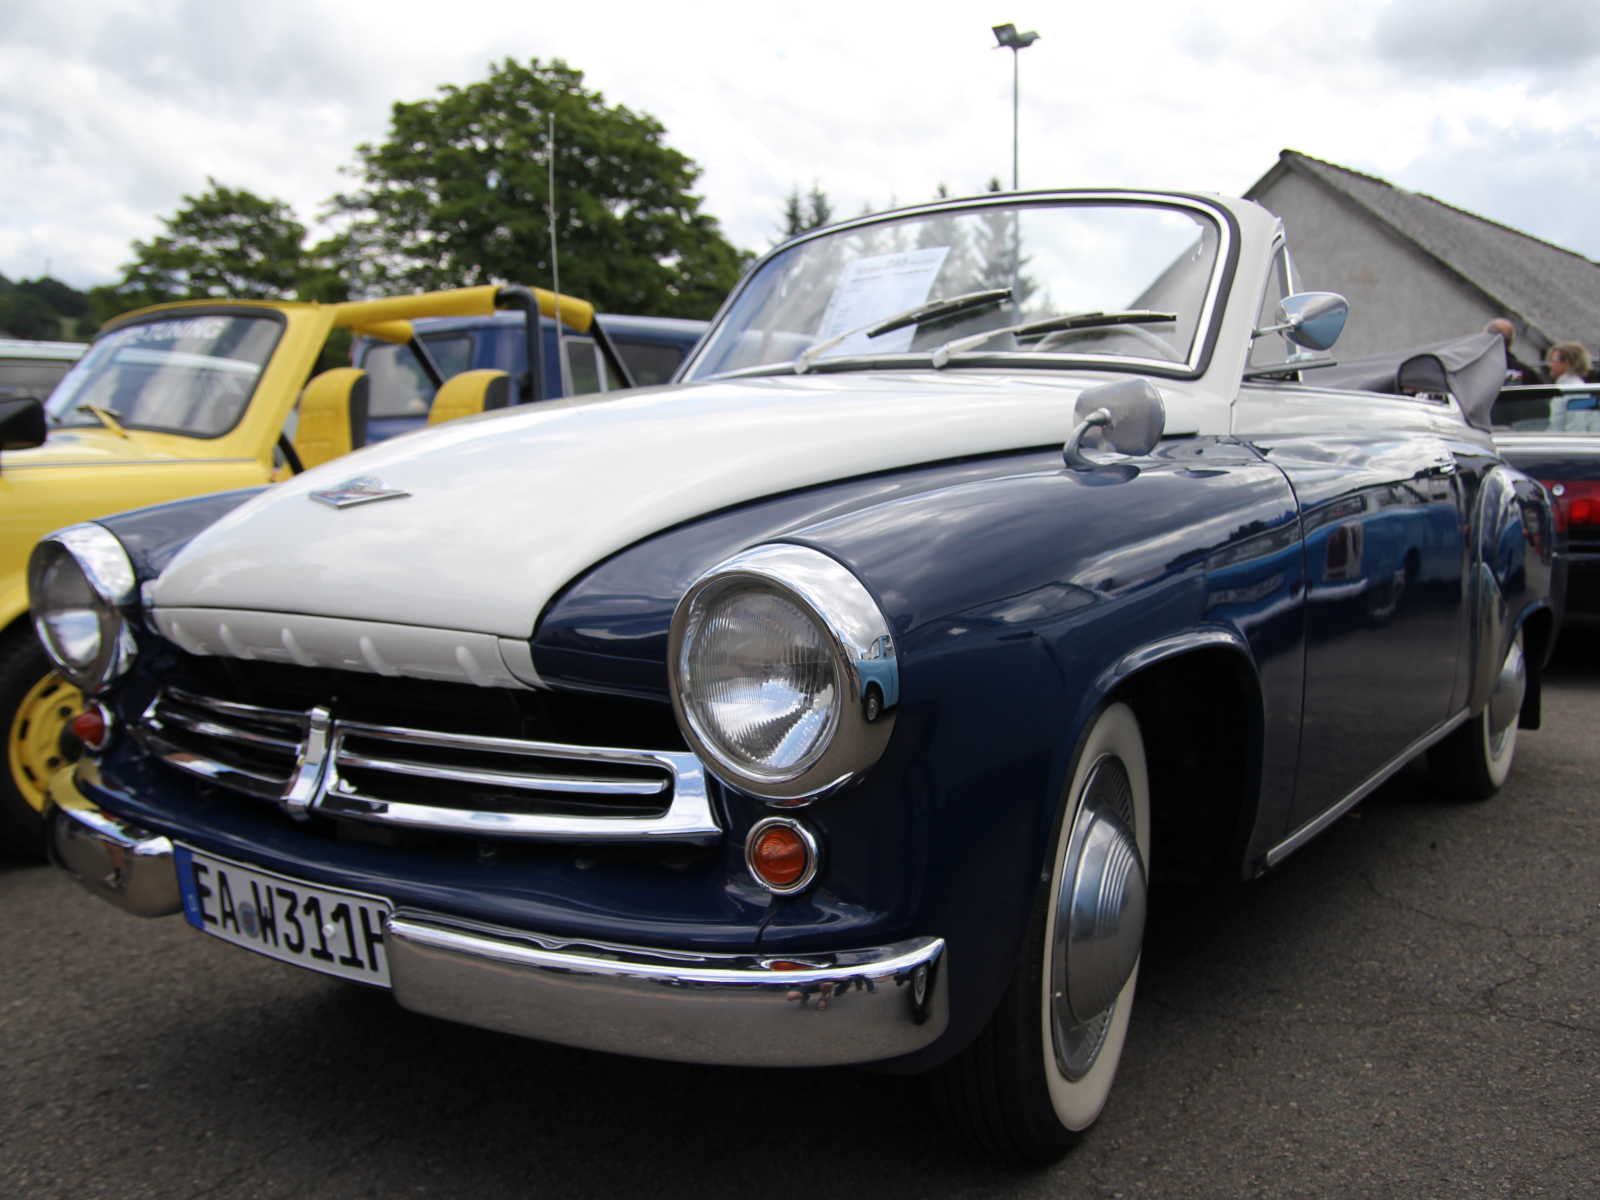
[336,58,747,319]
[0,283,61,340]
[778,182,834,240]
[88,180,336,327]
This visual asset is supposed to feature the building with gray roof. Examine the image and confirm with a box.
[1245,150,1600,370]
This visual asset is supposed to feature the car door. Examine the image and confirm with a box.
[1235,384,1469,835]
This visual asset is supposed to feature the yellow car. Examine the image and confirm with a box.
[0,283,620,854]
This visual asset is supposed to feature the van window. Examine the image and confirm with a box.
[613,340,684,387]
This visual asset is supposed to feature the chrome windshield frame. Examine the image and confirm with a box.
[680,190,1241,385]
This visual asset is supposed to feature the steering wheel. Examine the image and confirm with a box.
[1036,324,1183,362]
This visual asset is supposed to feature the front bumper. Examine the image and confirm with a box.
[43,786,947,1067]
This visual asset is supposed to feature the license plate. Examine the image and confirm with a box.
[174,846,392,987]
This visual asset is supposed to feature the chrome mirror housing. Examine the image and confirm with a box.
[1063,378,1166,470]
[1256,292,1349,352]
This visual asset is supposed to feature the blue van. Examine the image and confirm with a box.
[354,312,706,442]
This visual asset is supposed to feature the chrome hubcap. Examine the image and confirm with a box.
[1051,754,1146,1081]
[1487,640,1526,744]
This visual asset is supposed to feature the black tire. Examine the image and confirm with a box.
[1428,704,1516,800]
[927,703,1149,1163]
[0,624,78,859]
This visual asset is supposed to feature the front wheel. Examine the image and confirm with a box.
[1,625,84,858]
[1429,637,1523,800]
[928,702,1150,1162]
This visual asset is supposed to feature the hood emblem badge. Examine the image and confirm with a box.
[310,476,411,509]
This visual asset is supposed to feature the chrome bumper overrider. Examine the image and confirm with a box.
[44,785,947,1067]
[45,793,184,918]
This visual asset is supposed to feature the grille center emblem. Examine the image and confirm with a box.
[310,476,410,509]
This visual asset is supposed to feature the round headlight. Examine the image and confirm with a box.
[681,588,840,778]
[28,524,138,691]
[669,545,899,804]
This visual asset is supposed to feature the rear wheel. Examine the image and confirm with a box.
[1429,637,1523,800]
[928,702,1150,1162]
[1,625,83,858]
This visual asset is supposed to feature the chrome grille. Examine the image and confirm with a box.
[135,688,719,844]
[138,688,307,801]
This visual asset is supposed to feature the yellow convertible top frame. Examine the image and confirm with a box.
[1,283,597,636]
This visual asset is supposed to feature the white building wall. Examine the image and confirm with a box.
[1252,171,1535,363]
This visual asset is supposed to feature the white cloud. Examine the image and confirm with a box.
[2,0,1598,291]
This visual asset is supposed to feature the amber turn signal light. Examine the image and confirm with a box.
[745,818,820,894]
[69,704,112,753]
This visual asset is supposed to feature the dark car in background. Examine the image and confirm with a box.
[355,312,706,442]
[1492,384,1600,627]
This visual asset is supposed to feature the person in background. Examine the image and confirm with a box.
[1485,319,1540,385]
[1546,342,1592,386]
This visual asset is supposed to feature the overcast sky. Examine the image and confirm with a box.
[3,0,1599,289]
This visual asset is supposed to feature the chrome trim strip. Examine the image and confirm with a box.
[385,912,947,1067]
[334,720,677,770]
[1263,707,1472,868]
[165,687,306,725]
[319,748,714,844]
[333,751,670,796]
[158,710,304,751]
[44,796,182,918]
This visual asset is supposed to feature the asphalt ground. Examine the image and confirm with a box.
[3,640,1598,1199]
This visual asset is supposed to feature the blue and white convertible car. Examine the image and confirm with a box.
[33,190,1556,1162]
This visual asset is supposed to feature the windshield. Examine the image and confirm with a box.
[687,199,1223,380]
[46,313,281,437]
[1492,388,1600,433]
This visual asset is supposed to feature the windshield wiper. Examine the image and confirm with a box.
[73,403,130,438]
[930,310,1178,368]
[793,288,1012,375]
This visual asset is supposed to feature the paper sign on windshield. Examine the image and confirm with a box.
[813,247,951,360]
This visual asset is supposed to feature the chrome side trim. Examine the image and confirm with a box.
[1263,707,1472,869]
[44,796,182,918]
[385,912,947,1067]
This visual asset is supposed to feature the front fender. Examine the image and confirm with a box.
[771,441,1299,1064]
[1470,466,1556,710]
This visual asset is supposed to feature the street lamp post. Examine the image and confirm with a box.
[992,23,1040,191]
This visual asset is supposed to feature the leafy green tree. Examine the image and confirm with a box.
[337,57,746,319]
[88,179,332,327]
[0,282,61,340]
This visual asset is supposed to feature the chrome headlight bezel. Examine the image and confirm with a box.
[667,544,899,805]
[28,523,138,692]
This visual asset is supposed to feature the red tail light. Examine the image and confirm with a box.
[1542,480,1600,532]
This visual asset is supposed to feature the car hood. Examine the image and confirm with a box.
[8,428,213,467]
[150,371,1211,639]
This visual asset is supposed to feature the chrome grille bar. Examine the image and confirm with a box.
[135,688,721,844]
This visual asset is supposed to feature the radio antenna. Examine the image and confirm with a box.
[548,111,566,395]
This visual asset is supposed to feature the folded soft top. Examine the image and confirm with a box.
[1312,332,1506,430]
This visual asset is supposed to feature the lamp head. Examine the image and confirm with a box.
[993,23,1041,49]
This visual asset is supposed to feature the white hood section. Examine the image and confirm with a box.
[150,371,1221,639]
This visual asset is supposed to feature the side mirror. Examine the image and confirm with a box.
[1256,292,1348,352]
[1064,377,1166,469]
[0,397,47,452]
